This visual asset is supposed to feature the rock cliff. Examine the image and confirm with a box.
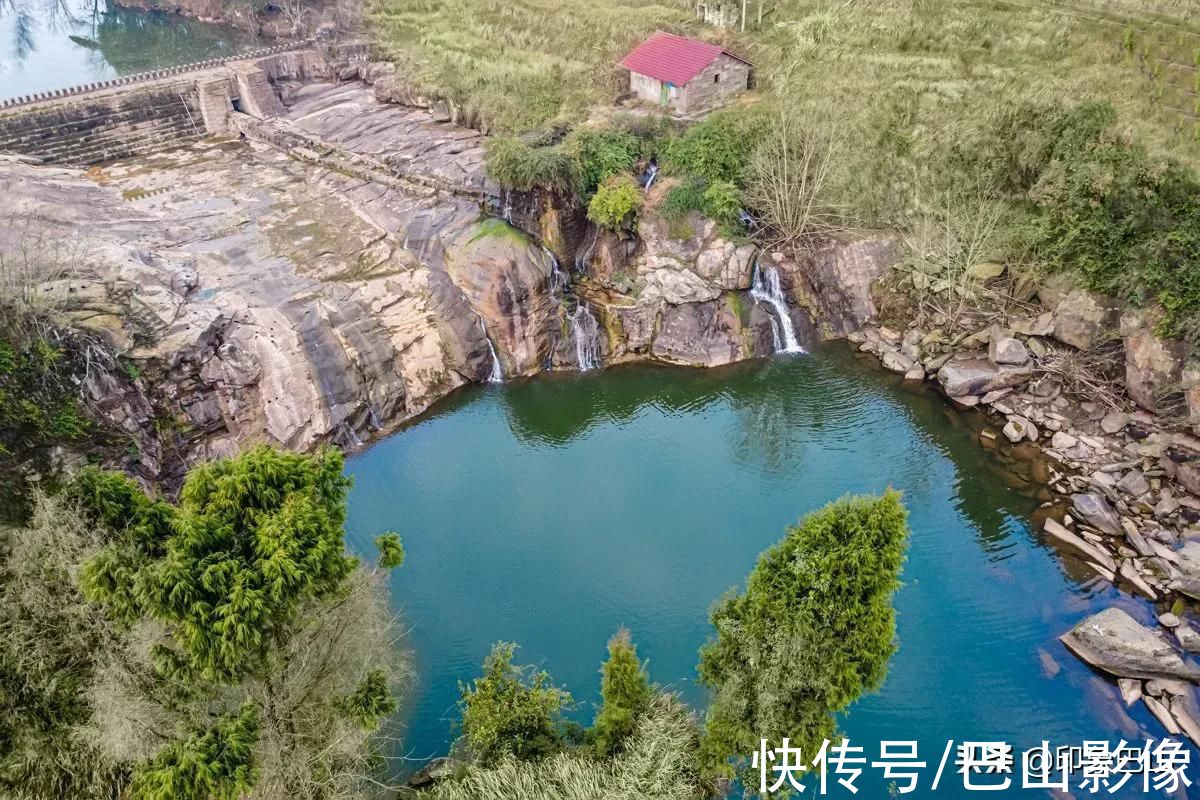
[0,80,902,479]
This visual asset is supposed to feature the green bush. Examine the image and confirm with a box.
[484,137,576,192]
[567,129,647,200]
[80,446,358,682]
[702,180,741,226]
[698,491,910,783]
[375,532,406,570]
[587,175,644,231]
[592,628,652,757]
[1030,102,1200,342]
[659,175,708,220]
[0,327,89,457]
[660,110,766,186]
[458,642,573,766]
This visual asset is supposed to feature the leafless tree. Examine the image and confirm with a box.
[744,108,845,252]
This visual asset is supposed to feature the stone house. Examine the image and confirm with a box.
[619,31,751,116]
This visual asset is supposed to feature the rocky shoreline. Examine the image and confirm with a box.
[849,289,1200,745]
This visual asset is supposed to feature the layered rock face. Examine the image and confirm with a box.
[444,227,556,376]
[582,207,829,368]
[2,78,905,473]
[0,130,549,473]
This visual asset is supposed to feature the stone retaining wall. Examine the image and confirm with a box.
[0,87,206,166]
[0,41,335,166]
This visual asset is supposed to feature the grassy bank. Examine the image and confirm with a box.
[367,0,697,133]
[367,0,1200,157]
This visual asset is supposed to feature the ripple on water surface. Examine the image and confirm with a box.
[345,344,1175,798]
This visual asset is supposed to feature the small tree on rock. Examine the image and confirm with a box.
[587,175,644,231]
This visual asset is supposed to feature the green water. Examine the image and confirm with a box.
[0,1,252,101]
[342,343,1167,797]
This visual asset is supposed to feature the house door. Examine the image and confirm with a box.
[660,82,670,106]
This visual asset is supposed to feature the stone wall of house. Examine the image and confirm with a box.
[681,53,749,115]
[630,71,683,109]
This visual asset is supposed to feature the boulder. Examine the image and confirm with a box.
[1072,492,1123,535]
[1116,469,1150,498]
[1003,416,1033,443]
[988,336,1031,366]
[881,348,917,374]
[1100,412,1130,434]
[1052,289,1121,350]
[1184,360,1200,437]
[445,222,557,376]
[1051,431,1078,450]
[1011,311,1055,337]
[936,355,1033,397]
[1170,542,1200,601]
[650,297,749,367]
[1038,273,1078,309]
[635,210,753,303]
[1122,310,1187,414]
[1043,518,1116,572]
[1060,607,1200,682]
[773,233,900,336]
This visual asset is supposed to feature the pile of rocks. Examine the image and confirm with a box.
[851,282,1200,740]
[851,312,1200,600]
[1063,607,1200,745]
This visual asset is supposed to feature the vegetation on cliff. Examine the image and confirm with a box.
[0,447,407,800]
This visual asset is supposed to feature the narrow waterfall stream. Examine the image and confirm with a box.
[575,224,599,273]
[476,316,504,383]
[750,259,804,354]
[643,161,659,190]
[543,246,563,295]
[569,303,601,371]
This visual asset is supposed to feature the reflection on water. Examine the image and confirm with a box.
[344,342,1174,797]
[0,0,252,100]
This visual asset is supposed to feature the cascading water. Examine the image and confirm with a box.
[476,315,504,383]
[750,259,804,354]
[501,189,513,223]
[543,246,563,296]
[569,303,601,371]
[575,224,599,274]
[643,161,659,190]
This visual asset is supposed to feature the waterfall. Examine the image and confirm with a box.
[543,246,563,295]
[569,303,601,371]
[502,189,513,223]
[750,260,804,354]
[339,421,364,448]
[575,224,599,274]
[477,315,504,383]
[643,161,659,190]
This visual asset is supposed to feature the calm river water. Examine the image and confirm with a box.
[345,343,1176,798]
[0,0,251,101]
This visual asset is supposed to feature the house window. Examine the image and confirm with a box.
[714,73,720,83]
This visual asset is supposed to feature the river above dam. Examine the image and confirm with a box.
[0,1,252,101]
[344,344,1174,798]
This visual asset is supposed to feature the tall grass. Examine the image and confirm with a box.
[367,0,697,132]
[369,0,1200,167]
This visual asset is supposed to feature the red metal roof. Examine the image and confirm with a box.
[619,31,746,87]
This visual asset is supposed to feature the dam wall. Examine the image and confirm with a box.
[0,42,337,166]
